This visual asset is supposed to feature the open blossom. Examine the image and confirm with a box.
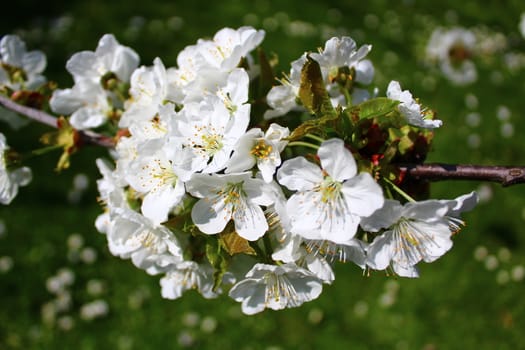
[160,261,219,300]
[172,95,249,177]
[0,133,32,204]
[387,80,442,129]
[264,36,374,119]
[228,263,323,315]
[197,26,265,71]
[50,34,139,129]
[124,140,186,225]
[0,34,46,90]
[226,123,289,182]
[105,206,184,275]
[186,172,274,241]
[277,138,384,244]
[361,192,478,277]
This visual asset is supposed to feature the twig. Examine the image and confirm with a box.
[0,93,57,128]
[0,94,115,148]
[399,163,525,187]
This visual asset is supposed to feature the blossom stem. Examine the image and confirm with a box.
[304,133,325,144]
[383,177,416,202]
[287,141,320,150]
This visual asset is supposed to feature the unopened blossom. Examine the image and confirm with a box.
[186,172,274,241]
[0,34,46,90]
[226,123,289,182]
[387,80,442,129]
[0,133,32,204]
[361,192,478,277]
[277,138,384,244]
[229,263,323,315]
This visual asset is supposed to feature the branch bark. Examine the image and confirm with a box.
[0,94,115,148]
[399,163,525,187]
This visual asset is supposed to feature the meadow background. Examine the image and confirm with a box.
[1,0,525,349]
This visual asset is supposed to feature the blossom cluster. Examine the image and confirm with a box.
[0,28,478,314]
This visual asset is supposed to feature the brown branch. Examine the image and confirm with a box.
[0,94,115,148]
[400,163,525,187]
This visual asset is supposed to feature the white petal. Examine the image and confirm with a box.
[341,172,384,217]
[366,231,394,270]
[234,202,268,241]
[318,138,357,181]
[191,197,231,234]
[277,157,322,191]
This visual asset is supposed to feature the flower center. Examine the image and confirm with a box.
[201,133,224,156]
[217,182,245,208]
[319,177,342,203]
[250,139,273,160]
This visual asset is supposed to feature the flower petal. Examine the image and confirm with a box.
[318,138,357,181]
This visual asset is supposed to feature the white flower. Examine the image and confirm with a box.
[119,57,170,127]
[50,79,111,129]
[50,34,139,129]
[186,172,274,241]
[105,206,183,275]
[226,123,289,182]
[277,138,384,244]
[0,34,46,90]
[171,96,248,176]
[64,34,139,84]
[160,261,218,300]
[198,26,265,71]
[362,192,478,277]
[125,140,186,225]
[387,80,442,129]
[228,263,323,315]
[0,133,32,204]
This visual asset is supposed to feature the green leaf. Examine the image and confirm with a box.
[353,97,399,120]
[298,55,336,117]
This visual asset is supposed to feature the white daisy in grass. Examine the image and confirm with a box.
[186,172,274,241]
[228,263,323,315]
[277,138,384,244]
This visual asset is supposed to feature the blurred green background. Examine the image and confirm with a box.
[2,0,525,349]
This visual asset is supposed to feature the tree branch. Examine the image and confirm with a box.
[399,163,525,187]
[0,94,115,148]
[0,93,57,128]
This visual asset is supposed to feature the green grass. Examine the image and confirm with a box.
[2,0,525,349]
